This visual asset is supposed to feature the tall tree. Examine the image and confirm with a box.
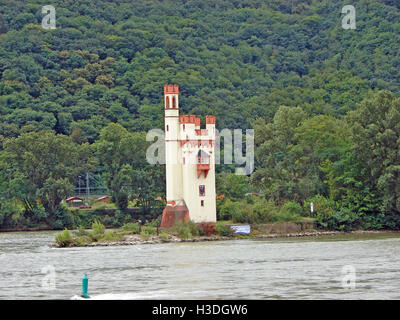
[347,91,400,215]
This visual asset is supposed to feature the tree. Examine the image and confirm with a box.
[347,91,400,216]
[217,172,251,201]
[252,106,307,203]
[1,130,95,216]
[94,123,148,209]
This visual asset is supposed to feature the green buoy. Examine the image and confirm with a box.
[81,274,90,299]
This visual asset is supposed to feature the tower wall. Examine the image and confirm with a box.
[164,86,182,202]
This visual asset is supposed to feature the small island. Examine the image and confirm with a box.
[53,219,398,248]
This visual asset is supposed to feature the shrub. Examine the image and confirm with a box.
[232,210,248,223]
[280,201,303,216]
[101,231,123,242]
[314,208,359,231]
[121,222,140,234]
[140,231,150,240]
[215,222,233,236]
[113,209,131,227]
[76,236,91,246]
[90,220,105,241]
[92,219,105,235]
[102,214,114,226]
[218,199,241,221]
[248,198,277,224]
[74,226,90,237]
[147,215,162,227]
[115,192,129,210]
[141,225,157,235]
[160,232,169,241]
[51,204,74,229]
[173,220,199,239]
[275,201,303,222]
[186,220,200,237]
[304,195,335,218]
[55,229,73,247]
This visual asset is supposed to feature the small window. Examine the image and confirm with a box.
[166,97,169,108]
[199,185,205,196]
[166,125,169,132]
[183,157,185,164]
[183,124,185,131]
[201,200,204,207]
[172,96,176,108]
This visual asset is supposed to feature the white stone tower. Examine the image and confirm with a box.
[161,85,217,233]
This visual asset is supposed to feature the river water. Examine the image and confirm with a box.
[0,231,399,299]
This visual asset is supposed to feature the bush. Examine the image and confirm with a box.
[76,236,91,246]
[248,198,277,224]
[50,204,74,229]
[90,220,105,241]
[115,192,129,210]
[0,201,23,229]
[73,226,90,237]
[147,215,162,227]
[280,201,303,216]
[101,231,123,242]
[314,208,359,231]
[275,201,303,222]
[173,220,200,239]
[232,210,248,223]
[102,214,114,226]
[113,209,131,227]
[304,195,335,218]
[216,222,233,236]
[92,219,105,235]
[160,232,169,241]
[140,231,150,240]
[121,222,140,234]
[141,225,157,235]
[218,199,241,221]
[55,229,73,247]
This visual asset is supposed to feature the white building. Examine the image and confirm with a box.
[161,84,217,233]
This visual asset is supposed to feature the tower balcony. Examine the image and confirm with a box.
[197,163,210,178]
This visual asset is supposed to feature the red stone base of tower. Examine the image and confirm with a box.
[161,204,216,235]
[161,204,189,228]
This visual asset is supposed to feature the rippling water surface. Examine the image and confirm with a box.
[0,231,399,299]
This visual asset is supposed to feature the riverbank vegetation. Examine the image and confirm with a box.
[1,1,400,232]
[55,219,210,247]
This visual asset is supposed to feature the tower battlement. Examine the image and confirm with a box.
[164,84,179,94]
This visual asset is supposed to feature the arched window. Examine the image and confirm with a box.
[166,96,170,108]
[166,125,169,131]
[172,96,176,108]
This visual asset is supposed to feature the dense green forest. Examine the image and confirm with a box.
[0,0,399,230]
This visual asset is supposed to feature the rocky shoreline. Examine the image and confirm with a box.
[51,229,400,248]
